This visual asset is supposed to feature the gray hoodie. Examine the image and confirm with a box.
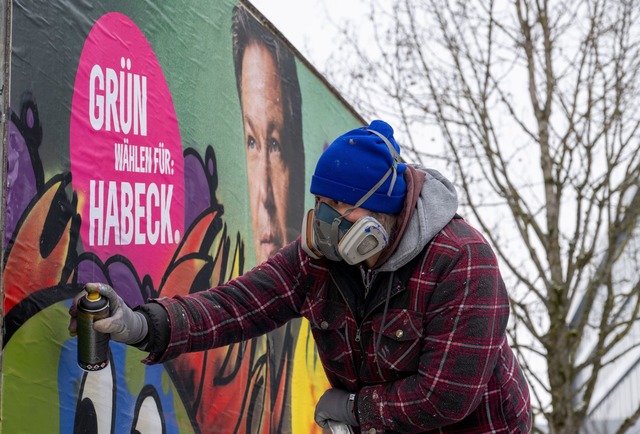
[376,164,459,273]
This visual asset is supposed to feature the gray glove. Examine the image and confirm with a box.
[69,283,148,345]
[314,388,358,428]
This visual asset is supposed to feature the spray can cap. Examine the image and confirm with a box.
[87,292,101,301]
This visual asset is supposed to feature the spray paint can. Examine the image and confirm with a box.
[77,291,110,371]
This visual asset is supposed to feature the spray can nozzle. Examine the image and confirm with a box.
[86,292,100,301]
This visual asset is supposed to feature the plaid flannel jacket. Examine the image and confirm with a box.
[147,218,531,433]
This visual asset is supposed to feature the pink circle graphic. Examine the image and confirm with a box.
[70,12,184,284]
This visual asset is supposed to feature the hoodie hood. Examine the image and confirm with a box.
[376,164,458,272]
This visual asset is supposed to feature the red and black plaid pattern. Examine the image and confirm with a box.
[146,218,531,433]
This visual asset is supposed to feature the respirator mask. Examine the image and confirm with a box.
[301,128,399,265]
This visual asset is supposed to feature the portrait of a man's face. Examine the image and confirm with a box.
[240,42,290,263]
[232,7,305,265]
[229,9,316,433]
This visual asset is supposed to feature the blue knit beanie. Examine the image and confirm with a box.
[310,120,407,213]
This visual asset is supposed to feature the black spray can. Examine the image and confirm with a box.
[77,291,110,371]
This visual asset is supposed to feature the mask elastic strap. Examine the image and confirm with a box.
[330,218,343,247]
[334,168,391,230]
[328,128,400,241]
[337,129,399,219]
[366,128,400,196]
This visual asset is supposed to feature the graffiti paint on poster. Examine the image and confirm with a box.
[2,1,363,433]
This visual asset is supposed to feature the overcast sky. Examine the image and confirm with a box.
[248,0,366,69]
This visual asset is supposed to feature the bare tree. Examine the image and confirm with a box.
[321,0,640,432]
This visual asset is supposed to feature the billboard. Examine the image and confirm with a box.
[2,1,364,432]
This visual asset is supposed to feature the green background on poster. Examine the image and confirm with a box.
[2,1,363,432]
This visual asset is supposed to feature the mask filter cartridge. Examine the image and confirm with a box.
[301,202,388,265]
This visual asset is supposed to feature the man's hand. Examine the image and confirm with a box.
[68,283,148,345]
[314,388,358,428]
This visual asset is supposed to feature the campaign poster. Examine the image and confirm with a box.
[2,1,363,432]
